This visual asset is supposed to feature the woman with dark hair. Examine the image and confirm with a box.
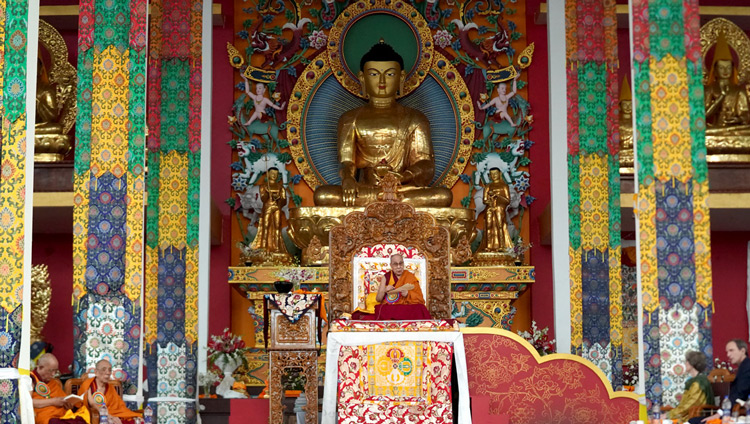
[668,351,715,422]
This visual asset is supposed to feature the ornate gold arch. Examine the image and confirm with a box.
[701,18,750,85]
[328,201,452,320]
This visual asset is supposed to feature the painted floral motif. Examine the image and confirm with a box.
[338,341,453,423]
[264,293,320,323]
[464,333,637,423]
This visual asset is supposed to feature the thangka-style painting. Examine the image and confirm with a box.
[226,0,536,259]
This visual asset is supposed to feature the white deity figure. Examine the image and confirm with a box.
[477,73,520,127]
[241,75,286,126]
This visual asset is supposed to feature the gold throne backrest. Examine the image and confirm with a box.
[329,201,452,320]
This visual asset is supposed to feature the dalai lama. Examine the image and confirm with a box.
[353,253,431,320]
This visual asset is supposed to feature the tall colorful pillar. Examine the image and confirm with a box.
[0,0,33,421]
[566,0,623,387]
[143,0,203,421]
[72,0,147,390]
[630,0,713,406]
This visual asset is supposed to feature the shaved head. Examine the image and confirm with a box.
[96,359,111,370]
[37,353,57,368]
[35,353,59,383]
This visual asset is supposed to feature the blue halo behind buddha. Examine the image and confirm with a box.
[287,0,474,190]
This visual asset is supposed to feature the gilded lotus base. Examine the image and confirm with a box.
[287,206,476,264]
[35,134,72,162]
[242,250,293,267]
[472,251,515,266]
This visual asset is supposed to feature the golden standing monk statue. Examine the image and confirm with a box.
[479,168,513,252]
[705,32,750,129]
[253,168,291,261]
[313,40,452,207]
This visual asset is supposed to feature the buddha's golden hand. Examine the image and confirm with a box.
[341,176,358,206]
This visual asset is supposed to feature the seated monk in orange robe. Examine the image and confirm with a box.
[77,360,141,424]
[368,253,431,320]
[31,353,87,424]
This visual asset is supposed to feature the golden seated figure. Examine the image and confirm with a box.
[313,40,453,208]
[35,20,77,162]
[620,19,750,168]
[289,40,474,265]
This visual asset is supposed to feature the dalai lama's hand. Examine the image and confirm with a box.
[395,284,414,295]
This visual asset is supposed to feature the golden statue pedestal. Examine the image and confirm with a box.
[35,134,72,162]
[473,251,516,266]
[287,206,477,265]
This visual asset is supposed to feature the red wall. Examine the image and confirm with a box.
[710,232,750,360]
[32,233,74,372]
[525,0,554,335]
[209,0,235,336]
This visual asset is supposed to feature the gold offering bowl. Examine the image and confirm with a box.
[287,206,477,264]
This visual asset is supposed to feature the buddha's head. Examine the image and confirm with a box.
[358,40,405,100]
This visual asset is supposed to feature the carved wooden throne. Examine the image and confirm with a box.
[328,201,452,320]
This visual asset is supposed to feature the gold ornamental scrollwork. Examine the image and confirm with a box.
[328,201,452,320]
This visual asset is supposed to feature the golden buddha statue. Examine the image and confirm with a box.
[619,77,634,169]
[705,32,750,130]
[313,40,453,207]
[479,168,513,252]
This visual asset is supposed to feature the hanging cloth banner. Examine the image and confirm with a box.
[565,0,623,387]
[630,0,713,408]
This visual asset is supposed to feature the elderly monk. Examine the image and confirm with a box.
[350,253,431,320]
[31,353,87,424]
[313,40,452,207]
[376,254,425,305]
[77,360,141,424]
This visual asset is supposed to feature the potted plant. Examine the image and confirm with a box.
[281,368,306,397]
[517,321,556,356]
[207,328,251,398]
[272,267,315,293]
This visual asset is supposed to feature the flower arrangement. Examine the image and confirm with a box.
[517,321,556,356]
[622,364,639,389]
[508,238,533,258]
[198,370,221,397]
[714,357,734,371]
[207,328,251,372]
[281,368,307,391]
[272,267,315,291]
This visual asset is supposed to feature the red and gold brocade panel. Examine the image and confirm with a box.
[464,333,638,424]
[337,341,453,424]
